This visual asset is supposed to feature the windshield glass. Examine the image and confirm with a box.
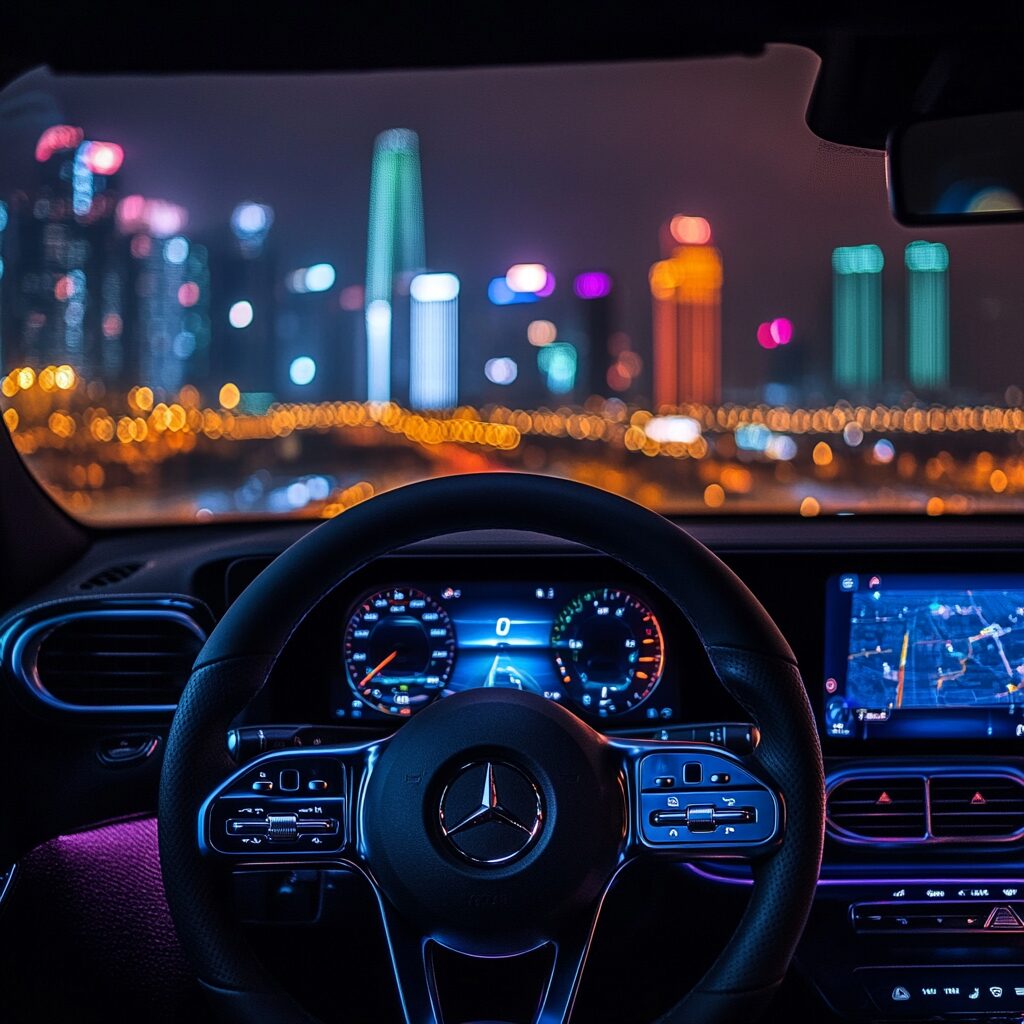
[2,45,1024,522]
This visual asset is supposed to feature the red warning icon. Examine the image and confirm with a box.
[971,791,986,806]
[877,791,893,805]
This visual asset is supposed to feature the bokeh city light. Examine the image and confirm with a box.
[228,301,254,328]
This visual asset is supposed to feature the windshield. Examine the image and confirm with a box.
[2,45,1024,522]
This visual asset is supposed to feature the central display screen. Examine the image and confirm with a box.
[824,573,1024,741]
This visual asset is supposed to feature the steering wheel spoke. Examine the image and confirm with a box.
[198,740,383,861]
[612,737,785,861]
[374,903,439,1024]
[376,894,605,1024]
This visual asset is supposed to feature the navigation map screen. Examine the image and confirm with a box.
[824,574,1024,741]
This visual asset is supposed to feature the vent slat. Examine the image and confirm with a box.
[829,773,1024,843]
[35,613,203,708]
[828,776,927,840]
[930,775,1024,838]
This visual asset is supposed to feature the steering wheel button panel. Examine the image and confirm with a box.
[635,751,781,850]
[639,789,778,846]
[201,756,347,856]
[639,750,763,792]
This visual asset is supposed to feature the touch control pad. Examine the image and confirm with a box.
[203,757,346,856]
[858,966,1024,1017]
[636,751,780,851]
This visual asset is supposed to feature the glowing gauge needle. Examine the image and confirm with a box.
[359,649,399,689]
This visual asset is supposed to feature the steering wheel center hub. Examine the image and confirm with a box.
[438,760,544,865]
[360,688,624,953]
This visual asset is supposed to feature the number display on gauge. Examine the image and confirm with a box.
[344,588,456,716]
[551,589,664,715]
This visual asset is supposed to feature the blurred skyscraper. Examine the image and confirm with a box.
[1,127,125,381]
[117,195,208,393]
[573,271,615,398]
[205,202,278,393]
[905,240,949,390]
[832,244,884,390]
[649,217,722,406]
[409,272,459,409]
[364,129,425,402]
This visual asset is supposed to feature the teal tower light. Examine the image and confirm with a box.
[832,243,884,390]
[905,240,949,390]
[364,129,426,402]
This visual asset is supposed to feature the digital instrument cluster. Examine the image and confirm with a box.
[824,572,1024,741]
[335,581,673,723]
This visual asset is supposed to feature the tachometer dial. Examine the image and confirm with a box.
[344,588,456,716]
[551,588,664,716]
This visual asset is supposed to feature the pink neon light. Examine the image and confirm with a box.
[81,141,124,175]
[756,322,777,349]
[769,317,793,346]
[35,125,84,162]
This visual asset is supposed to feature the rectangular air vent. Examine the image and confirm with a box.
[78,562,144,591]
[33,612,205,708]
[827,776,927,840]
[929,775,1024,839]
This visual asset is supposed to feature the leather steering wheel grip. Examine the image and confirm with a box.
[158,473,824,1023]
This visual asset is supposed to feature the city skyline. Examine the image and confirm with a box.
[4,47,1024,522]
[0,119,1006,411]
[2,47,1024,403]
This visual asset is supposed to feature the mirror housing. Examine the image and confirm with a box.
[888,111,1024,225]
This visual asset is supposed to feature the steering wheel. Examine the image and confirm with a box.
[159,474,824,1024]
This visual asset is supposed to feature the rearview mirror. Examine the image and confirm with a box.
[888,111,1024,225]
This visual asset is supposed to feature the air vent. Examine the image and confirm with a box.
[31,611,205,709]
[930,775,1024,839]
[827,776,927,840]
[79,563,144,591]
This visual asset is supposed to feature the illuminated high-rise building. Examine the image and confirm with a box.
[649,218,722,407]
[127,229,210,394]
[2,128,125,381]
[905,240,949,390]
[408,272,459,409]
[364,129,426,401]
[574,271,615,397]
[206,204,278,392]
[116,195,212,393]
[832,244,884,390]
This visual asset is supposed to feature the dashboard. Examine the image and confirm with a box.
[7,519,1024,1023]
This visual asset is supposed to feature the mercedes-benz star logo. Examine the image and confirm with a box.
[438,761,543,865]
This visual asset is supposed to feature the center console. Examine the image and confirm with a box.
[791,570,1024,1021]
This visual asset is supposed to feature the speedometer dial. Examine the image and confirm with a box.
[344,588,456,716]
[551,588,664,716]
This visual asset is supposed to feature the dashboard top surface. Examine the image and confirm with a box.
[11,515,1024,617]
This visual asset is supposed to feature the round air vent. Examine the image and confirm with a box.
[2,599,209,713]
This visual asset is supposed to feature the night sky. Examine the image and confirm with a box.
[3,44,1024,400]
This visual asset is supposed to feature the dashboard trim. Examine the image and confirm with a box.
[683,862,1024,890]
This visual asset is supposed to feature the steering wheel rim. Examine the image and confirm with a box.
[159,473,824,1023]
